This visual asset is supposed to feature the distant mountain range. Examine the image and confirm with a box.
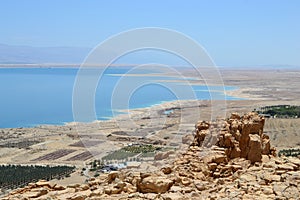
[0,43,91,64]
[0,44,298,69]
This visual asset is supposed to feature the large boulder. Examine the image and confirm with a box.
[137,175,173,194]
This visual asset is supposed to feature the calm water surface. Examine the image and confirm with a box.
[0,68,239,128]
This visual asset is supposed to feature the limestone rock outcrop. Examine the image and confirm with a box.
[192,112,275,163]
[3,112,300,200]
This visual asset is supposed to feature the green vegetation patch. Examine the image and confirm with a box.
[256,105,300,118]
[278,148,300,157]
[102,150,138,161]
[123,145,161,153]
[0,165,75,190]
[102,144,162,161]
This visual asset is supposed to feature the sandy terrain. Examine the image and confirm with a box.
[0,67,299,186]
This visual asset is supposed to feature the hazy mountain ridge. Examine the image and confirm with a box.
[0,43,91,64]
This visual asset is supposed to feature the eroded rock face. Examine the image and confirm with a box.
[4,112,300,200]
[192,112,275,163]
[248,134,262,162]
[192,121,210,146]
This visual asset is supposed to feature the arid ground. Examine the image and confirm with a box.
[0,67,299,187]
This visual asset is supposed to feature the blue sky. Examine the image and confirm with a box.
[0,0,299,66]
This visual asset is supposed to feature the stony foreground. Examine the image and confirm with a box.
[3,113,300,200]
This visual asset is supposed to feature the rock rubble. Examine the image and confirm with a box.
[3,112,300,200]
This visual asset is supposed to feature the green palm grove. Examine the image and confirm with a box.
[0,165,75,190]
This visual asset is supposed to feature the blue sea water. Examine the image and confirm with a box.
[0,68,240,128]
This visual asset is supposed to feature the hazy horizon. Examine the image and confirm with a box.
[0,1,299,67]
[0,43,299,69]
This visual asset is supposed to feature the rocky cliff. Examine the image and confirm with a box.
[191,112,276,163]
[3,112,300,199]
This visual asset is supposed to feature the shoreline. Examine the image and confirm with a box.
[4,65,295,129]
[0,67,299,193]
[0,68,299,160]
[0,98,299,172]
[2,89,245,130]
[0,66,246,129]
[224,87,269,100]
